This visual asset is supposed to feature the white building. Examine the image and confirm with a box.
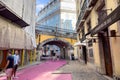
[37,0,76,30]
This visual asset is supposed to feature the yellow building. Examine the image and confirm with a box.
[76,0,120,79]
[36,34,77,59]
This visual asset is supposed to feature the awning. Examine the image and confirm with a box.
[74,41,86,46]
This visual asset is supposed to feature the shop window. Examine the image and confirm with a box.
[88,40,93,47]
[0,51,3,65]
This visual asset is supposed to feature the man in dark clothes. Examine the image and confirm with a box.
[3,50,14,80]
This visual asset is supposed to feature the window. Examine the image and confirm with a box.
[88,40,93,47]
[89,48,93,57]
[82,27,85,37]
[87,20,91,32]
[98,10,107,24]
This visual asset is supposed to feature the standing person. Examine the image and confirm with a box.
[13,50,20,78]
[56,50,60,60]
[51,51,56,61]
[68,49,72,60]
[3,50,14,80]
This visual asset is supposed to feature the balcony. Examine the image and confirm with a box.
[76,0,98,32]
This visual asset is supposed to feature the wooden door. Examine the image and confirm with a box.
[99,29,113,77]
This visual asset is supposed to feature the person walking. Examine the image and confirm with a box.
[13,50,20,78]
[56,50,60,61]
[3,50,14,80]
[51,51,56,61]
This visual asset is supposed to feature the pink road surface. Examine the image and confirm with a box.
[0,60,72,80]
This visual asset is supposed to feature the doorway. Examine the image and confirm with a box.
[98,29,113,77]
[82,46,87,64]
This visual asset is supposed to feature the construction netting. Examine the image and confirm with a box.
[0,17,34,50]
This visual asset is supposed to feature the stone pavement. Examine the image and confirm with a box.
[53,60,112,80]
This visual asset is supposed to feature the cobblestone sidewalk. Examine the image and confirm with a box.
[53,60,111,80]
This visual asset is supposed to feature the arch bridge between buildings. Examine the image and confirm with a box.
[36,34,77,59]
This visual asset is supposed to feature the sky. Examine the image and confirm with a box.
[36,0,50,15]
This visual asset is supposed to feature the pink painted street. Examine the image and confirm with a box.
[0,60,71,80]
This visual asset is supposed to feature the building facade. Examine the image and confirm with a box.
[36,0,77,59]
[37,0,76,30]
[76,0,120,79]
[0,0,36,70]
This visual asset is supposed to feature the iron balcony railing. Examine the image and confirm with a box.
[76,0,97,31]
[35,25,77,39]
[76,0,89,28]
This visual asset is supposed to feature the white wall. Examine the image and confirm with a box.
[0,0,35,24]
[24,0,36,48]
[60,0,76,30]
[60,0,76,10]
[0,0,36,48]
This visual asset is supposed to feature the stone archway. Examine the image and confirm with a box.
[37,38,73,59]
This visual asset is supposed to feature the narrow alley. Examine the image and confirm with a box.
[0,60,110,80]
[0,0,120,80]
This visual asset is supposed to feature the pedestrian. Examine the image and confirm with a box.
[52,51,56,61]
[3,50,14,80]
[56,50,60,61]
[68,49,74,60]
[13,50,20,78]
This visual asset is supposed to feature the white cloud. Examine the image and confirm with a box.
[36,4,44,10]
[36,4,44,15]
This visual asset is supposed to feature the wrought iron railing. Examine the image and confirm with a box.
[76,0,94,30]
[36,25,77,39]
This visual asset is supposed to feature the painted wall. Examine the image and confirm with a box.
[36,34,77,46]
[76,0,120,77]
[106,0,120,77]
